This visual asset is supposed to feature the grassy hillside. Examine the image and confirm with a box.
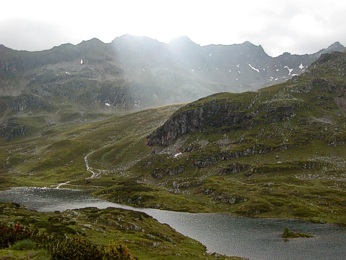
[1,52,345,228]
[95,53,345,224]
[0,105,181,187]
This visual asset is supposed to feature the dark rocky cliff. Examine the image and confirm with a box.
[147,94,254,146]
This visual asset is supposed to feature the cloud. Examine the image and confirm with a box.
[0,18,80,51]
[0,0,345,56]
[236,1,346,56]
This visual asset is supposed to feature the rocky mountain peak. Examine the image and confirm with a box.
[327,41,344,51]
[315,42,346,57]
[77,38,104,48]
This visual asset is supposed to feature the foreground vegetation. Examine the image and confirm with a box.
[0,223,135,259]
[0,203,237,259]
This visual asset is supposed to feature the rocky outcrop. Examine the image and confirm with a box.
[0,118,26,140]
[147,95,298,146]
[147,98,254,146]
[203,188,247,205]
[0,95,48,113]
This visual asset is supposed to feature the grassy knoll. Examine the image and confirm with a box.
[0,202,239,259]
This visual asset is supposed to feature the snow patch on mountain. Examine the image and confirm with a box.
[284,66,294,75]
[248,64,260,73]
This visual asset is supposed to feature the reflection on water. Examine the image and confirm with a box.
[0,187,345,260]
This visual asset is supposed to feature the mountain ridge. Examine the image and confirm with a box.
[0,35,345,140]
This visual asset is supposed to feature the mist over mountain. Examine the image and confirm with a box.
[0,35,345,139]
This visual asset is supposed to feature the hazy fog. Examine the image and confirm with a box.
[1,0,346,56]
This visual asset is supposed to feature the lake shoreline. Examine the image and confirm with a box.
[1,185,345,227]
[1,186,345,260]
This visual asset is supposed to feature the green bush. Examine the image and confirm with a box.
[11,239,36,250]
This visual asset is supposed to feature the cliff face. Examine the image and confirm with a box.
[147,91,301,147]
[0,118,26,140]
[147,96,253,146]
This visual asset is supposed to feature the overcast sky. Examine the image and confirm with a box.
[1,0,345,56]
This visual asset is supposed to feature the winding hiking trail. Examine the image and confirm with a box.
[84,151,109,179]
[55,181,71,189]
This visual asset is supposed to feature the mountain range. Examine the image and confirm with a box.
[0,35,345,140]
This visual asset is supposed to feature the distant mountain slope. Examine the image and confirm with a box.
[0,35,344,140]
[135,52,346,223]
[148,51,346,146]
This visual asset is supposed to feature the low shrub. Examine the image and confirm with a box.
[0,223,137,259]
[11,239,36,250]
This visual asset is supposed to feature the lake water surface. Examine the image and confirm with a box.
[0,187,345,260]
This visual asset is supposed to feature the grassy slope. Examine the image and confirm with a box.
[0,203,238,259]
[0,105,180,187]
[89,54,345,225]
[1,76,345,225]
[3,105,237,258]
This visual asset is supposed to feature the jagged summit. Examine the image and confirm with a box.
[78,37,105,46]
[327,41,344,51]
